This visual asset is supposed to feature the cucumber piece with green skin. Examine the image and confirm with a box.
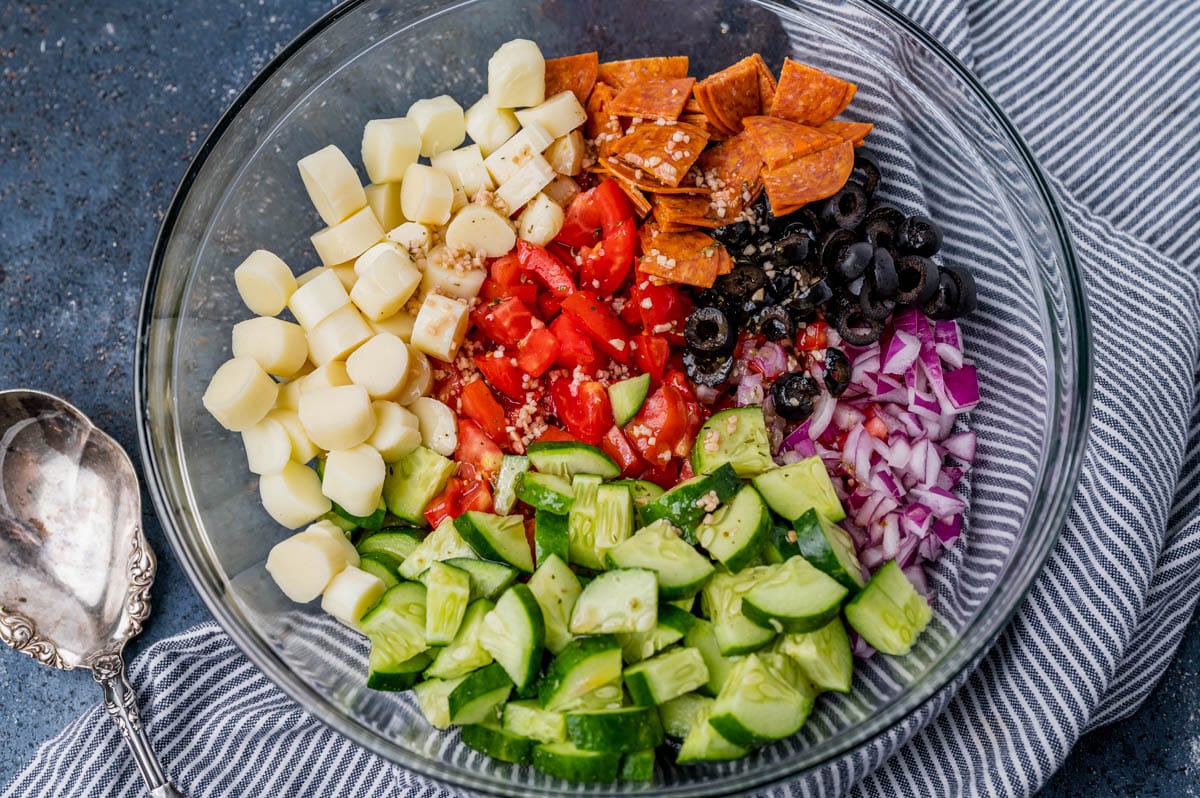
[617,603,696,664]
[773,617,854,693]
[532,741,621,782]
[453,511,535,573]
[534,510,570,567]
[527,441,620,479]
[751,456,846,523]
[659,692,713,739]
[694,485,771,573]
[844,560,932,655]
[425,598,495,680]
[611,479,664,509]
[608,373,651,426]
[358,553,401,589]
[517,471,574,514]
[321,510,358,534]
[675,704,748,763]
[619,749,656,781]
[539,635,623,711]
[357,528,424,562]
[669,596,695,613]
[565,706,664,753]
[503,699,567,743]
[605,519,715,599]
[527,554,582,654]
[556,679,625,713]
[569,569,658,635]
[422,561,472,645]
[398,518,477,581]
[567,474,603,569]
[708,653,815,748]
[478,584,546,692]
[683,618,738,696]
[624,646,710,706]
[493,455,531,515]
[360,582,428,667]
[441,557,518,600]
[448,662,514,725]
[383,446,456,525]
[700,568,776,656]
[593,483,634,563]
[331,497,387,532]
[366,649,431,691]
[412,674,466,729]
[638,464,741,537]
[691,407,776,478]
[461,721,534,765]
[741,556,848,634]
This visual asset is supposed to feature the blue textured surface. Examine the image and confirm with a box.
[0,2,1197,795]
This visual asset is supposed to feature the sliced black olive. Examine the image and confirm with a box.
[861,205,904,251]
[792,207,823,236]
[824,348,852,396]
[834,241,873,283]
[754,305,794,341]
[820,228,859,275]
[846,275,866,297]
[683,350,734,387]
[714,265,767,302]
[870,247,899,298]
[795,279,833,308]
[859,278,897,321]
[852,151,881,197]
[772,232,811,264]
[818,183,868,231]
[894,254,934,305]
[922,270,961,320]
[770,271,797,299]
[712,220,753,249]
[836,303,885,345]
[685,306,734,353]
[896,215,943,256]
[945,266,978,316]
[770,372,820,421]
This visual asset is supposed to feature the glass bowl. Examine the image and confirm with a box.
[136,0,1090,794]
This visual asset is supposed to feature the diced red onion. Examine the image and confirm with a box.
[881,329,921,375]
[902,563,931,596]
[748,341,788,380]
[933,319,961,350]
[936,343,965,369]
[942,364,981,412]
[873,373,908,404]
[870,468,903,501]
[778,449,807,465]
[808,393,837,440]
[943,431,977,463]
[901,503,933,537]
[937,466,964,491]
[885,435,912,469]
[896,532,922,569]
[736,372,765,407]
[782,422,817,458]
[881,518,900,558]
[850,630,877,659]
[833,403,866,430]
[910,486,966,519]
[694,384,721,404]
[932,515,963,542]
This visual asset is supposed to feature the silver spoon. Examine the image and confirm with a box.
[0,389,183,798]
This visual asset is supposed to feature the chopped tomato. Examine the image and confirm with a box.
[664,369,707,451]
[864,406,890,440]
[796,320,829,352]
[518,240,576,296]
[424,467,493,528]
[474,352,526,402]
[523,516,537,557]
[517,327,560,378]
[470,297,534,347]
[550,377,614,445]
[550,314,605,373]
[600,425,644,477]
[557,179,634,248]
[461,380,509,444]
[678,456,695,481]
[480,254,539,305]
[561,291,633,364]
[632,333,670,383]
[533,425,578,445]
[537,290,564,321]
[630,279,693,344]
[578,219,636,297]
[626,384,688,467]
[638,457,681,490]
[456,418,503,477]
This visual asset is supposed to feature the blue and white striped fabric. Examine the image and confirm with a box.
[6,0,1200,796]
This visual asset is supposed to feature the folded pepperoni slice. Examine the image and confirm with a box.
[752,54,778,113]
[817,119,874,146]
[586,82,624,157]
[637,223,729,288]
[545,52,600,105]
[609,77,696,120]
[693,55,761,135]
[652,194,720,229]
[610,121,709,187]
[742,115,843,169]
[598,56,689,89]
[694,130,764,220]
[769,58,857,125]
[762,139,855,216]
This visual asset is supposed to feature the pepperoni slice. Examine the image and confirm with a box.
[769,58,857,125]
[545,52,600,105]
[609,77,696,120]
[762,140,855,216]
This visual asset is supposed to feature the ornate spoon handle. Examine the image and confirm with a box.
[92,653,185,798]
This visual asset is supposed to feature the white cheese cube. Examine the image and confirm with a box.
[298,361,351,394]
[420,245,488,300]
[267,408,321,464]
[364,182,405,230]
[396,347,432,405]
[307,520,361,566]
[330,263,358,291]
[306,304,373,365]
[545,130,586,176]
[297,144,367,226]
[346,332,411,399]
[231,316,309,378]
[387,222,432,254]
[368,311,416,340]
[288,269,349,330]
[354,241,416,280]
[543,174,581,207]
[265,528,344,602]
[450,183,470,213]
[368,400,423,461]
[517,193,565,246]
[234,250,296,317]
[431,145,495,198]
[516,91,588,140]
[295,266,326,288]
[444,204,517,258]
[260,462,332,532]
[399,163,454,226]
[496,154,556,213]
[322,444,386,518]
[361,117,421,183]
[409,397,458,457]
[321,565,386,626]
[410,294,470,362]
[465,94,521,156]
[298,384,375,451]
[275,377,305,412]
[488,39,545,108]
[350,243,422,322]
[202,357,279,432]
[241,416,293,476]
[407,95,467,157]
[483,122,554,184]
[311,206,385,266]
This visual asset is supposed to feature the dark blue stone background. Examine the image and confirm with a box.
[0,2,1196,795]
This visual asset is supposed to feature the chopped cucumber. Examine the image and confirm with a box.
[700,568,776,656]
[691,407,775,478]
[422,561,471,645]
[532,741,620,782]
[619,749,656,781]
[844,560,932,655]
[517,471,575,514]
[567,474,604,569]
[360,582,428,667]
[741,556,848,633]
[493,455,531,515]
[453,511,535,573]
[534,509,570,566]
[383,446,456,525]
[331,497,387,532]
[569,569,658,635]
[675,703,748,763]
[358,553,401,590]
[425,598,495,680]
[398,518,477,581]
[617,603,695,664]
[611,479,664,509]
[787,509,866,591]
[527,554,582,654]
[708,653,815,748]
[527,441,620,479]
[321,510,357,534]
[461,721,533,764]
[751,456,846,522]
[639,464,741,535]
[608,373,650,426]
[478,584,545,692]
[356,528,423,562]
[413,675,466,729]
[539,635,623,711]
[565,706,664,753]
[593,483,634,563]
[694,484,771,572]
[556,678,625,713]
[366,649,431,692]
[441,557,517,600]
[683,618,738,696]
[624,646,710,706]
[605,519,715,599]
[503,699,567,743]
[448,662,513,725]
[659,692,713,739]
[773,617,854,694]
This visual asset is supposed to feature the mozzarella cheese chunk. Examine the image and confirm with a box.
[346,332,411,399]
[297,144,367,226]
[275,377,305,412]
[410,293,470,362]
[396,347,432,405]
[330,263,358,291]
[410,396,458,456]
[483,122,553,184]
[299,361,351,394]
[496,154,556,213]
[364,182,405,230]
[202,357,279,432]
[432,144,495,198]
[308,519,361,566]
[543,174,581,206]
[465,94,521,156]
[234,250,296,317]
[368,400,423,461]
[259,462,331,531]
[265,522,353,601]
[311,206,385,267]
[241,416,293,476]
[488,39,545,108]
[267,408,321,464]
[368,311,415,340]
[321,565,386,626]
[545,129,586,176]
[420,245,487,300]
[444,204,517,258]
[517,192,565,246]
[407,95,467,157]
[294,266,326,288]
[322,444,386,517]
[361,117,421,183]
[298,384,375,451]
[306,304,372,365]
[516,91,587,140]
[350,244,422,322]
[387,221,432,254]
[231,316,309,378]
[399,163,454,226]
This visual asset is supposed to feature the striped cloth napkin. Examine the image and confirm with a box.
[6,0,1200,795]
